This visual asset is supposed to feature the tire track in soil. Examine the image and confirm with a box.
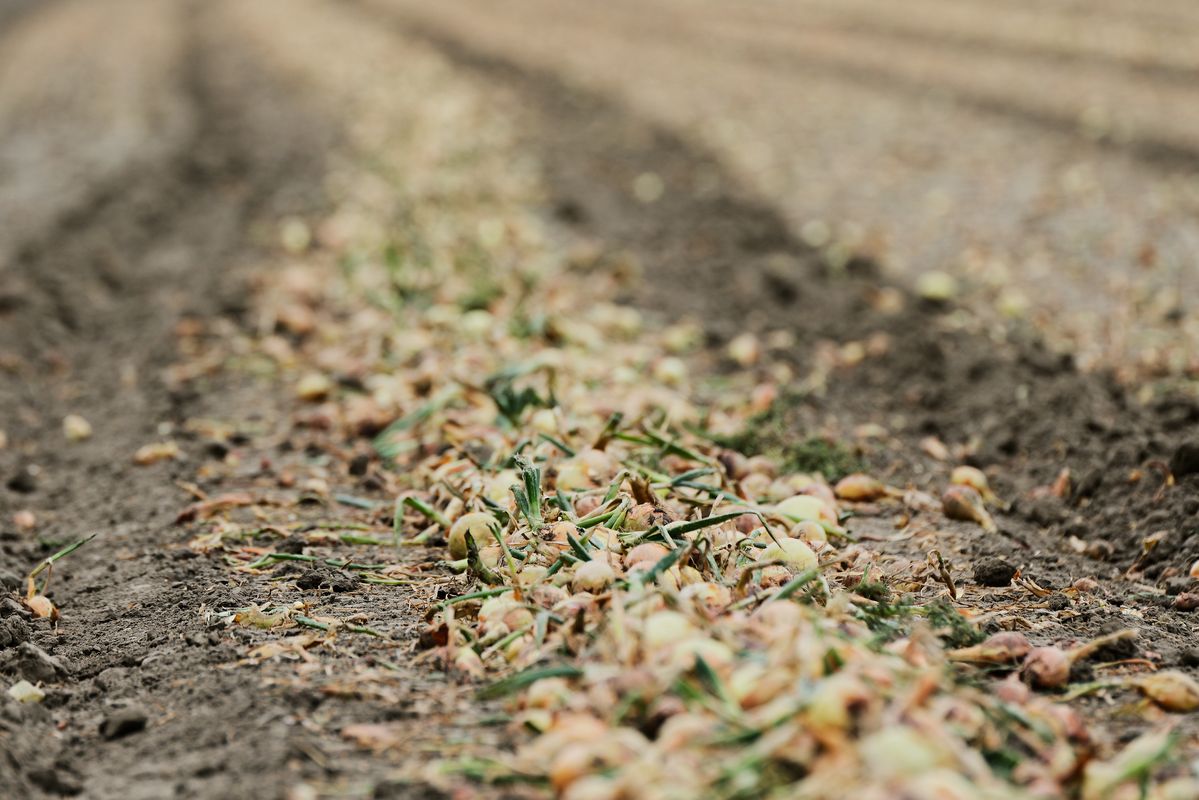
[354,0,1199,745]
[0,2,349,797]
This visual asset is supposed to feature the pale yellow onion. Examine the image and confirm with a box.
[642,611,695,649]
[478,595,520,624]
[667,636,734,670]
[833,473,886,501]
[758,537,818,571]
[529,408,559,435]
[555,460,591,491]
[859,727,945,779]
[951,465,999,504]
[525,676,573,710]
[573,560,616,593]
[447,511,500,559]
[561,775,621,800]
[518,565,548,586]
[775,494,835,524]
[483,470,519,505]
[790,520,827,545]
[804,672,870,731]
[63,414,93,442]
[1136,670,1199,712]
[652,356,688,387]
[680,581,731,611]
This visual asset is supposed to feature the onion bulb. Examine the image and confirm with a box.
[758,537,818,571]
[947,631,1031,664]
[776,495,834,524]
[833,473,886,501]
[1135,670,1199,712]
[941,486,997,533]
[951,465,1000,505]
[573,559,616,593]
[447,511,500,559]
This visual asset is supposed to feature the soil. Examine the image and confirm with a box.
[1,1,1197,798]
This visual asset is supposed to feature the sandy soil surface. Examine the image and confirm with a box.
[1,1,1197,798]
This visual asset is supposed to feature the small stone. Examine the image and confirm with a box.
[14,643,69,683]
[973,557,1018,587]
[295,568,358,593]
[6,464,39,494]
[1046,594,1071,611]
[100,705,148,739]
[1170,441,1199,478]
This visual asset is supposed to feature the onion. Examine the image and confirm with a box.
[951,465,1000,505]
[62,414,92,442]
[295,372,333,402]
[804,673,869,731]
[573,559,616,593]
[758,537,818,571]
[994,673,1030,705]
[775,495,834,524]
[624,542,669,569]
[860,727,945,779]
[447,511,500,560]
[642,611,695,649]
[947,632,1031,664]
[652,356,688,387]
[556,460,591,491]
[941,485,997,533]
[790,520,827,545]
[1022,646,1071,689]
[833,473,886,501]
[525,676,573,710]
[529,408,559,435]
[1135,670,1199,712]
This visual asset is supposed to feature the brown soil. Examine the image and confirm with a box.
[1,1,1196,798]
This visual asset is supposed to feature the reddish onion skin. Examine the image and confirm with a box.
[1023,646,1070,689]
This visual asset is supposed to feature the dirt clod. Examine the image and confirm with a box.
[1170,442,1199,478]
[295,568,358,592]
[99,705,148,740]
[973,557,1018,587]
[10,643,69,683]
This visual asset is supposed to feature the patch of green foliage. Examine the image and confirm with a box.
[710,395,863,480]
[856,596,985,650]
